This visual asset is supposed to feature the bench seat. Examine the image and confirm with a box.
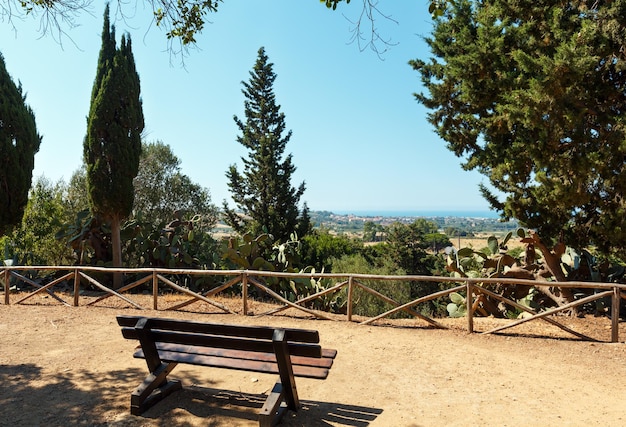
[133,342,337,378]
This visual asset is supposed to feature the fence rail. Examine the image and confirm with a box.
[2,265,625,342]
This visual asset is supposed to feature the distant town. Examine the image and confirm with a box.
[309,211,519,237]
[213,210,520,240]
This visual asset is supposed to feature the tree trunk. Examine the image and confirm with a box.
[110,216,123,290]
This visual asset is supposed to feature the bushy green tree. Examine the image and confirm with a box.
[223,47,308,242]
[84,5,144,277]
[383,219,439,275]
[412,0,626,257]
[5,177,74,265]
[362,221,385,242]
[375,219,448,315]
[300,229,363,272]
[0,52,41,236]
[331,253,409,318]
[133,140,218,227]
[62,167,91,231]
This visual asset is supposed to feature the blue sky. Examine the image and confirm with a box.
[0,1,494,215]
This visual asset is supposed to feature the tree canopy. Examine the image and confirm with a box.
[412,0,626,257]
[223,47,308,243]
[0,52,41,236]
[133,140,218,227]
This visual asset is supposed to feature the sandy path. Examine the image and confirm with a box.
[1,298,625,426]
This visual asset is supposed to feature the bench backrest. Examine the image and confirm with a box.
[117,315,323,358]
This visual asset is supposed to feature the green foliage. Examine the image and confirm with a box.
[123,211,219,284]
[221,232,276,271]
[424,232,452,253]
[133,141,218,227]
[154,0,221,45]
[221,231,309,300]
[56,208,111,266]
[5,177,74,265]
[448,231,518,279]
[0,52,41,236]
[362,221,385,242]
[381,219,440,275]
[412,0,626,258]
[358,219,450,316]
[223,47,308,243]
[331,253,410,318]
[507,245,525,262]
[85,7,144,223]
[219,230,347,310]
[427,0,448,18]
[446,230,537,318]
[65,167,89,220]
[446,291,467,318]
[322,0,449,18]
[300,229,362,272]
[321,0,349,11]
[444,227,468,238]
[505,288,539,319]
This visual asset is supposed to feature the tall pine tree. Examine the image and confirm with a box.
[0,52,41,236]
[84,5,144,278]
[223,47,309,242]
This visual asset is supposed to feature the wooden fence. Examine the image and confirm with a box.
[1,265,625,342]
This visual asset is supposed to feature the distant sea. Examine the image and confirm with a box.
[332,210,499,219]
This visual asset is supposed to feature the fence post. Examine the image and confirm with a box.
[152,270,158,310]
[3,269,9,305]
[242,272,248,315]
[73,268,80,306]
[466,281,474,334]
[347,276,354,322]
[612,286,620,343]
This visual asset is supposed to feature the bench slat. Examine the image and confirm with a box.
[117,315,320,343]
[121,327,323,358]
[133,348,331,379]
[154,342,336,369]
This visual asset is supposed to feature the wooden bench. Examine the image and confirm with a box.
[117,315,337,426]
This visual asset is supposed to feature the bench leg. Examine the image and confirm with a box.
[259,330,302,426]
[272,330,299,410]
[130,362,182,415]
[259,381,288,427]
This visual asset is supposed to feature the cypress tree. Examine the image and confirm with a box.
[84,5,144,277]
[0,52,41,236]
[223,47,308,242]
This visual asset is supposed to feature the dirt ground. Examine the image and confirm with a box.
[1,293,626,427]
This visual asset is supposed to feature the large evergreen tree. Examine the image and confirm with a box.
[0,52,41,236]
[84,5,144,276]
[223,47,308,242]
[412,0,626,257]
